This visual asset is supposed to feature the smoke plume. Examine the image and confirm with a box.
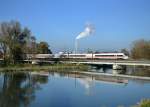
[76,24,94,40]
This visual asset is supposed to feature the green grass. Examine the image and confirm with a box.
[132,99,150,107]
[117,99,150,107]
[0,63,88,72]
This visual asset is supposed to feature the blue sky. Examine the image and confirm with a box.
[0,0,150,52]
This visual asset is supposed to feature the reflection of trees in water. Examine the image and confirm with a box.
[126,66,150,77]
[0,72,48,107]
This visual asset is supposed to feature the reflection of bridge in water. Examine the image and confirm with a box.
[31,71,128,84]
[30,71,129,95]
[30,71,150,95]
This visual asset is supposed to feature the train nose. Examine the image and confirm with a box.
[124,56,129,59]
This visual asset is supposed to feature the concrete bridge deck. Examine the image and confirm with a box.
[64,60,150,67]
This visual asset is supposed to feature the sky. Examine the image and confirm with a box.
[0,0,150,53]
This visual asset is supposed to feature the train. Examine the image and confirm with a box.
[61,53,128,60]
[26,52,128,60]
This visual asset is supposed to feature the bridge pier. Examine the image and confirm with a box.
[113,64,126,70]
[32,60,39,64]
[112,70,123,75]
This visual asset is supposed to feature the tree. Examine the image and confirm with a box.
[26,36,37,54]
[0,21,33,64]
[0,20,53,64]
[37,41,52,54]
[121,48,130,56]
[131,39,150,59]
[0,72,48,107]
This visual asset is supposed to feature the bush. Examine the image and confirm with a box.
[139,99,150,107]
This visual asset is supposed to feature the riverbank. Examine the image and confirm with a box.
[0,63,88,72]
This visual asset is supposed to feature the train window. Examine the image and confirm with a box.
[95,55,115,57]
[117,55,123,56]
[61,55,67,57]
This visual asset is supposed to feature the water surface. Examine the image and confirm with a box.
[0,71,150,107]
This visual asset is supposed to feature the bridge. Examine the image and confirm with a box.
[68,60,150,66]
[63,60,150,69]
[22,59,150,69]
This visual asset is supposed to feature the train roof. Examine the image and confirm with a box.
[63,53,125,55]
[93,52,125,55]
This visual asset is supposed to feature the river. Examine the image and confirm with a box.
[0,69,150,107]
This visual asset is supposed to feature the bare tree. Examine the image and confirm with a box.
[131,39,150,60]
[0,21,33,64]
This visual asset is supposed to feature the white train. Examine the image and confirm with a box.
[26,53,128,60]
[61,53,128,60]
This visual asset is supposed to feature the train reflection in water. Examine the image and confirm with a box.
[31,71,128,85]
[30,71,128,95]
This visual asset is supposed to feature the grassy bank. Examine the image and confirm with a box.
[0,63,89,72]
[134,99,150,107]
[117,99,150,107]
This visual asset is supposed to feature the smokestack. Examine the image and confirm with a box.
[75,39,78,54]
[75,23,94,53]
